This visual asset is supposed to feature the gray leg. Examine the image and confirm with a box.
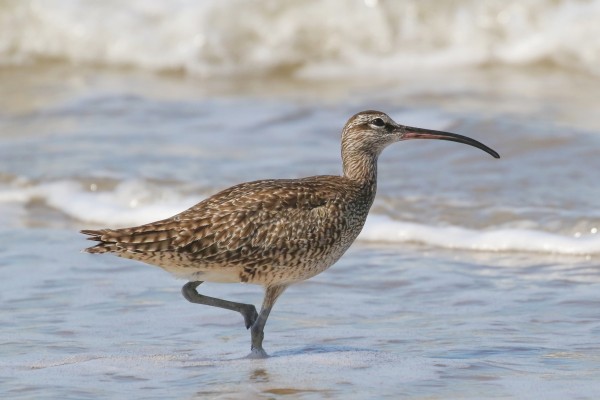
[248,284,288,359]
[182,281,258,329]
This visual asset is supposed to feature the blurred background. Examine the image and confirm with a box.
[1,0,599,244]
[1,1,600,398]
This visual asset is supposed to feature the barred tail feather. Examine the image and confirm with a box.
[81,229,118,253]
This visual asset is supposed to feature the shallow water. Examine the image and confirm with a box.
[2,230,599,399]
[2,1,600,398]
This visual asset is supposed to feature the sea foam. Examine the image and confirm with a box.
[0,180,194,227]
[360,215,600,256]
[1,180,599,256]
[1,0,600,77]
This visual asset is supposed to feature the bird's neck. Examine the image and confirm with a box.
[342,149,378,195]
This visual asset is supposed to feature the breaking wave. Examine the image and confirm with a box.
[1,179,599,256]
[1,0,600,77]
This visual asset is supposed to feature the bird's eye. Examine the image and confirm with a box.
[370,118,385,127]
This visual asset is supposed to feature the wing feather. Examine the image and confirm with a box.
[82,177,350,268]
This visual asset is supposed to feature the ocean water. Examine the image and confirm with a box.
[1,1,600,399]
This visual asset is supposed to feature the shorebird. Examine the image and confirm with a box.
[82,110,499,358]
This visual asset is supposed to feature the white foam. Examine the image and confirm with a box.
[2,179,599,256]
[360,215,600,256]
[0,180,198,227]
[2,0,600,77]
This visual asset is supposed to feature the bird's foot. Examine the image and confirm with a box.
[242,305,259,330]
[246,347,269,359]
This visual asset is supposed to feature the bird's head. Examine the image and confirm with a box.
[341,110,500,159]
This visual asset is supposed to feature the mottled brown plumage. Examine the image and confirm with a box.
[83,177,372,285]
[82,110,499,358]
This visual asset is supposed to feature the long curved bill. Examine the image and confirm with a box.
[400,125,500,159]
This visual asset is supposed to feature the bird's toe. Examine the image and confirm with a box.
[243,305,259,329]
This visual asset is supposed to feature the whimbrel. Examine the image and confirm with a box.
[82,110,499,358]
